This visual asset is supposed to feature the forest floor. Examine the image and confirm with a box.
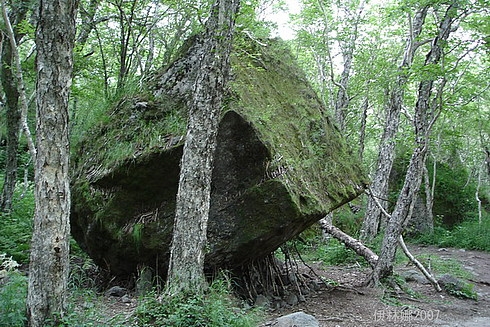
[94,244,490,326]
[260,244,490,327]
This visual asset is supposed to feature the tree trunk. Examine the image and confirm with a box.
[484,147,490,178]
[319,212,333,242]
[476,164,482,225]
[115,0,136,92]
[333,2,364,133]
[370,147,429,283]
[361,7,429,242]
[0,40,21,213]
[26,1,77,326]
[369,2,459,284]
[358,95,368,162]
[76,0,101,49]
[166,0,240,295]
[0,0,29,212]
[423,165,434,233]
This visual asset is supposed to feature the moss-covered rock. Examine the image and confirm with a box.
[70,36,367,277]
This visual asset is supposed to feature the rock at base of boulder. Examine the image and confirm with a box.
[274,311,319,327]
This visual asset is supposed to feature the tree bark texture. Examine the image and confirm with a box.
[0,1,30,212]
[361,7,429,242]
[26,1,77,326]
[166,0,240,295]
[358,95,369,161]
[370,3,459,284]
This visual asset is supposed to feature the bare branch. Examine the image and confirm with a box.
[398,235,442,291]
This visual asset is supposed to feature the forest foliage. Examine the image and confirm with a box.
[0,0,489,325]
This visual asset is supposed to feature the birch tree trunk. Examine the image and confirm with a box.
[0,40,21,213]
[361,7,429,242]
[369,2,460,284]
[0,1,29,212]
[358,94,369,162]
[166,0,240,295]
[333,1,364,132]
[26,1,77,326]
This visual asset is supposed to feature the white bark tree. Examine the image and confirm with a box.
[166,0,241,295]
[361,6,429,241]
[26,1,77,326]
[0,0,34,212]
[369,2,462,284]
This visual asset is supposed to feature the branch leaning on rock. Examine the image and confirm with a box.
[365,187,442,292]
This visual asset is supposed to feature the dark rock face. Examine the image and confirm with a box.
[71,37,366,278]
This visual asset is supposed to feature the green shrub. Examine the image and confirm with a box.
[0,255,27,327]
[314,239,364,266]
[0,181,35,264]
[0,148,34,182]
[444,280,478,300]
[45,289,128,327]
[133,278,262,327]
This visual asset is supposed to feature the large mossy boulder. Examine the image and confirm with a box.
[71,36,367,277]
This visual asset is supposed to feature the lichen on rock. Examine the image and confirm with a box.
[70,35,367,278]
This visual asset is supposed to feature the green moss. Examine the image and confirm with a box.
[73,37,365,217]
[72,93,186,184]
[70,36,367,275]
[230,38,366,213]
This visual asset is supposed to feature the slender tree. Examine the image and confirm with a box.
[361,6,429,241]
[26,0,77,326]
[166,0,241,295]
[370,1,462,284]
[0,0,31,212]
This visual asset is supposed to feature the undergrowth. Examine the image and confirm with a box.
[410,215,490,251]
[133,278,262,327]
[0,254,27,327]
[0,179,35,264]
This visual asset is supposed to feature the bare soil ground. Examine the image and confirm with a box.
[98,244,490,326]
[261,245,490,327]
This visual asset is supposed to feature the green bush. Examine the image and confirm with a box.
[133,278,262,327]
[0,148,34,183]
[46,289,128,327]
[0,180,35,264]
[0,255,28,327]
[314,239,363,266]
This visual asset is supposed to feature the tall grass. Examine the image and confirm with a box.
[411,214,490,251]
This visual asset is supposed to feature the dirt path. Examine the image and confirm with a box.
[262,245,490,327]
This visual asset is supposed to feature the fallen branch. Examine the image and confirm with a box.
[366,188,442,292]
[398,234,442,291]
[319,219,378,269]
